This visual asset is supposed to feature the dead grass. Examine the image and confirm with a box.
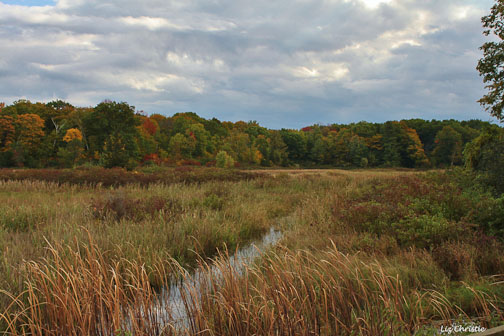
[0,169,502,335]
[181,244,503,335]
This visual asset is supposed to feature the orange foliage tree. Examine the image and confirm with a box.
[404,126,430,167]
[14,114,45,147]
[0,115,15,151]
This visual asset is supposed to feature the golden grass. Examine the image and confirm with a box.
[0,169,502,335]
[148,243,501,336]
[0,232,177,336]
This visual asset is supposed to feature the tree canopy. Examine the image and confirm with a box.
[477,0,504,122]
[0,99,497,169]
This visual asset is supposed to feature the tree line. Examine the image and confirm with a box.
[0,99,500,169]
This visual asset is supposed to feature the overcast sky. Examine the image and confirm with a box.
[0,0,498,128]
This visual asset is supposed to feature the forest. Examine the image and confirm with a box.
[0,99,499,170]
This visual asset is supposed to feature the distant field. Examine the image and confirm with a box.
[0,168,502,335]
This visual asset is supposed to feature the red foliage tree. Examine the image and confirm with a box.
[142,118,158,136]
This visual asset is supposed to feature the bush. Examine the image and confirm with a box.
[202,194,224,210]
[393,214,466,249]
[177,159,202,166]
[90,195,182,221]
[464,127,504,195]
[216,151,234,168]
[432,242,477,281]
[336,175,474,248]
[469,196,504,239]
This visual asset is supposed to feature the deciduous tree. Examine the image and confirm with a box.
[477,0,504,122]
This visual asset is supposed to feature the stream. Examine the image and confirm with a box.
[152,227,283,332]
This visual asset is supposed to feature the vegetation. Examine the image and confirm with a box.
[0,99,497,170]
[1,3,504,334]
[0,169,502,335]
[478,0,504,122]
[0,166,256,187]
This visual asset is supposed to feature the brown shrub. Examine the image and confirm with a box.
[432,242,477,281]
[91,195,183,221]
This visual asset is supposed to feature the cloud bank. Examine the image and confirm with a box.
[0,0,497,128]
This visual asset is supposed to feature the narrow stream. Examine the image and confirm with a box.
[153,227,283,332]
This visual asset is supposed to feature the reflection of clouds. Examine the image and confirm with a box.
[0,0,497,128]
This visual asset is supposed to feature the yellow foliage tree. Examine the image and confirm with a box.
[63,128,83,143]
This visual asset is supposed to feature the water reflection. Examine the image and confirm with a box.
[154,227,282,332]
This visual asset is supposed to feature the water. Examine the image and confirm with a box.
[153,227,282,332]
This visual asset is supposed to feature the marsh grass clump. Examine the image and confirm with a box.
[184,245,502,336]
[90,194,183,221]
[0,234,180,336]
[0,205,54,232]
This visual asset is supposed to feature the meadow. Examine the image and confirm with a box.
[0,167,503,335]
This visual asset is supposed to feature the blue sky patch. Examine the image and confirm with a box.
[1,0,55,6]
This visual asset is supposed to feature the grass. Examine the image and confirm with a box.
[0,167,502,335]
[0,166,258,187]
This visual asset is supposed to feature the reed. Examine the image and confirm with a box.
[0,169,503,335]
[184,245,502,335]
[0,232,178,336]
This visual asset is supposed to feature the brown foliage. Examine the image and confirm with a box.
[0,167,258,187]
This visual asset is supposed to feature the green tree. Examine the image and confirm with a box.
[380,122,402,166]
[83,101,140,167]
[280,129,307,164]
[101,134,136,168]
[222,131,251,163]
[477,0,504,122]
[269,131,288,166]
[465,127,504,194]
[327,128,352,166]
[187,123,211,158]
[216,150,234,168]
[169,133,196,160]
[432,126,463,167]
[347,135,368,167]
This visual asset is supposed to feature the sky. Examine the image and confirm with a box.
[0,0,498,128]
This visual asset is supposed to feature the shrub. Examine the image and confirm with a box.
[216,151,234,168]
[142,153,161,165]
[464,127,504,195]
[91,195,182,221]
[177,159,202,166]
[469,196,504,239]
[336,174,475,249]
[432,242,477,281]
[393,214,467,249]
[202,194,224,210]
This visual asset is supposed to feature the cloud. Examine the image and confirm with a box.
[0,0,498,128]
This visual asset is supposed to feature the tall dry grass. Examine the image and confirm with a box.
[1,239,502,335]
[0,232,178,336]
[186,244,503,336]
[1,169,503,335]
